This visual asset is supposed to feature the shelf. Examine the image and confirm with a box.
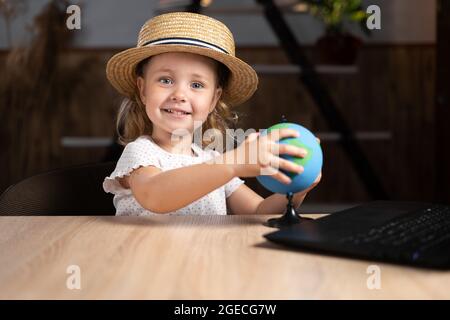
[252,64,359,75]
[315,131,391,142]
[155,1,309,15]
[60,131,390,148]
[61,137,113,148]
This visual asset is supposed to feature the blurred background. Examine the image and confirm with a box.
[0,0,448,213]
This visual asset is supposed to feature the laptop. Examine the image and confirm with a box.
[264,201,450,269]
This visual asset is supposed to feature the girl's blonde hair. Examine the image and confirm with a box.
[116,57,239,151]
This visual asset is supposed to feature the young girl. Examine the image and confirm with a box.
[103,12,320,216]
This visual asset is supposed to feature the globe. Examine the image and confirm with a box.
[256,122,323,194]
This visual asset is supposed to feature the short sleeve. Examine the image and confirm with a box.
[225,177,245,198]
[103,137,162,195]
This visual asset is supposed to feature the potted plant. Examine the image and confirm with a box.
[303,0,369,65]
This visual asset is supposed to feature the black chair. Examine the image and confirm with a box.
[0,162,117,216]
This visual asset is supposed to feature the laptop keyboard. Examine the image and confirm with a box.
[339,205,450,259]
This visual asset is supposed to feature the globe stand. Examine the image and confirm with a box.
[264,192,312,228]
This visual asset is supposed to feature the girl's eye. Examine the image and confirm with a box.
[191,82,204,89]
[159,78,172,85]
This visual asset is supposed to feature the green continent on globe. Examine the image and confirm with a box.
[266,123,313,178]
[283,139,312,178]
[266,122,291,132]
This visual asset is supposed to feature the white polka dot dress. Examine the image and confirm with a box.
[103,135,245,216]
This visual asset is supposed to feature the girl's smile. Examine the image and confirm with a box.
[161,107,192,119]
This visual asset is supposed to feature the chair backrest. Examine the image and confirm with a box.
[0,162,117,216]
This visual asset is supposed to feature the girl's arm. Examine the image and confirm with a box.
[120,128,307,214]
[227,172,321,215]
[122,158,235,213]
[226,185,306,215]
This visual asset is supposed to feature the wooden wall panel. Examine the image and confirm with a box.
[436,0,450,202]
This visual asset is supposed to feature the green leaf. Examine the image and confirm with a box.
[350,11,367,22]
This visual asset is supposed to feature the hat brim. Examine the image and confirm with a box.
[106,44,258,106]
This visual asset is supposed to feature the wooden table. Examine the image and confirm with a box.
[1,215,449,299]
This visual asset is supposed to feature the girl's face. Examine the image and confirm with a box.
[137,52,222,138]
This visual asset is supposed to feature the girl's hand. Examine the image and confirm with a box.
[295,171,322,198]
[293,171,322,208]
[221,128,308,185]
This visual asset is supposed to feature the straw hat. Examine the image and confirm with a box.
[106,12,258,106]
